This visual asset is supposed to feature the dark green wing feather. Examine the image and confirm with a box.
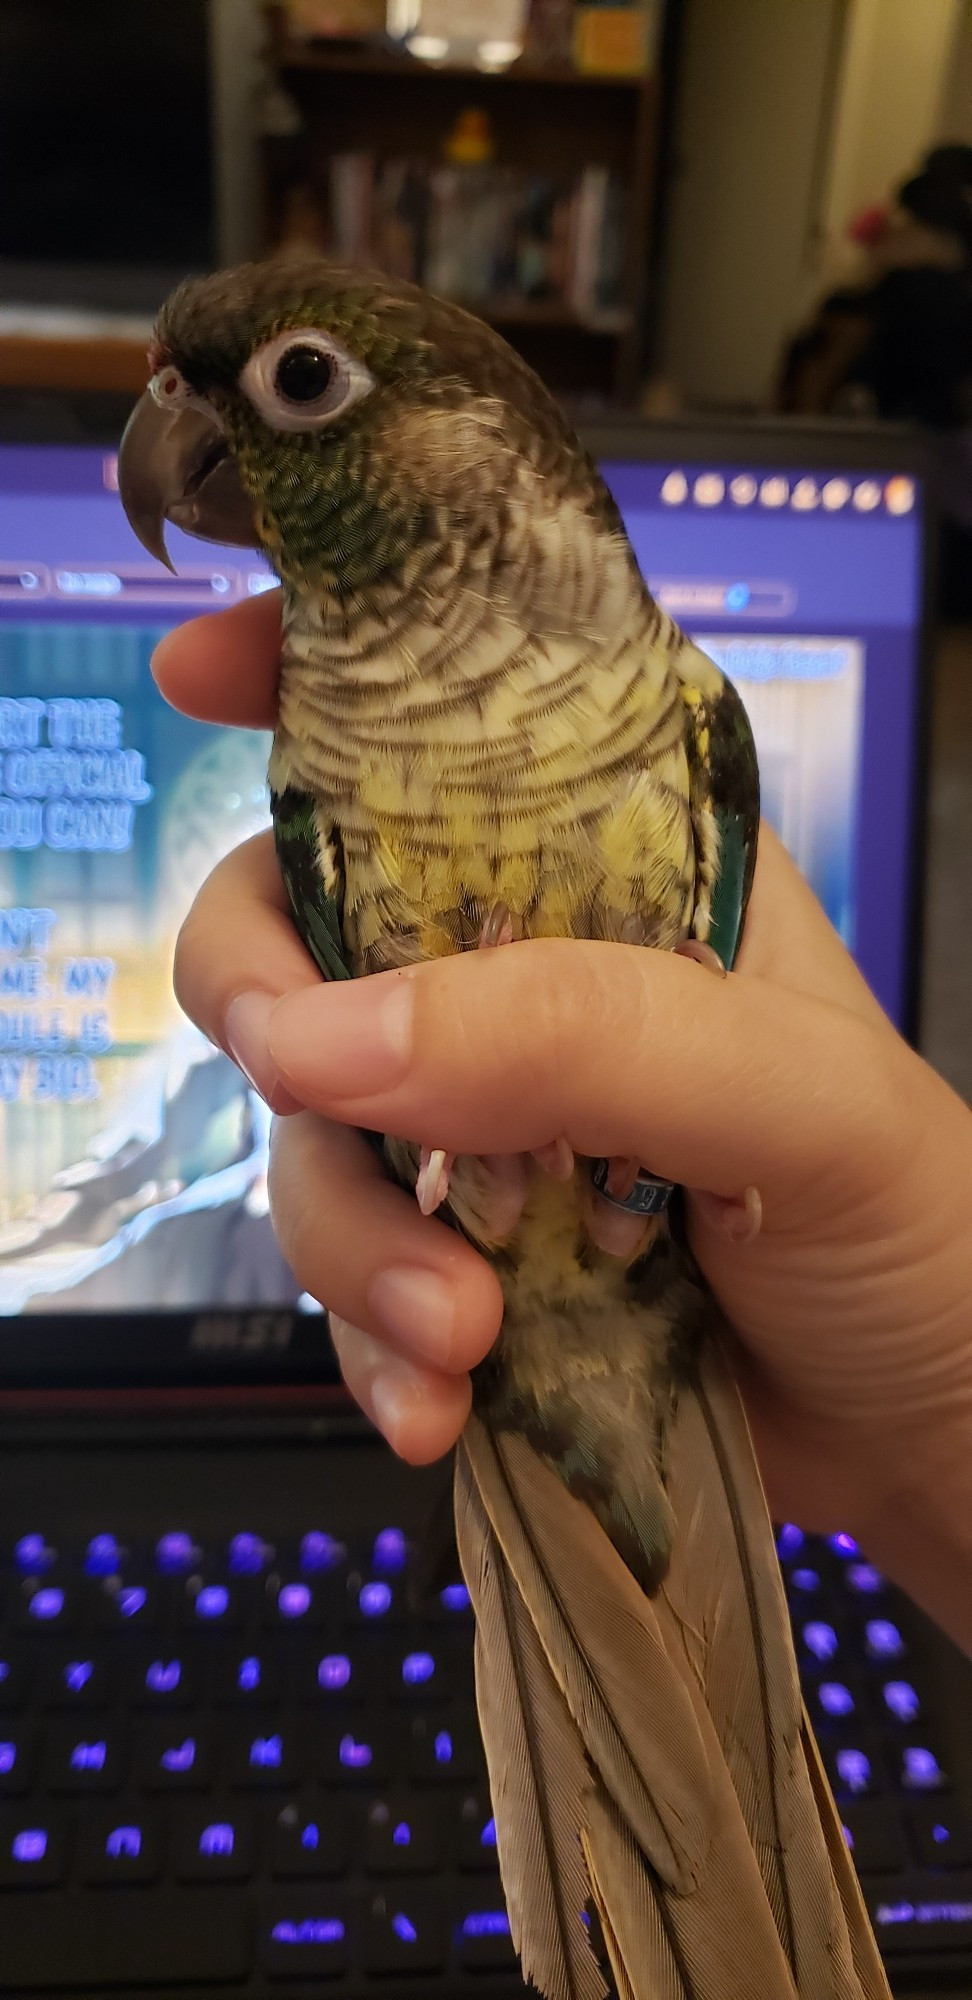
[271,782,351,983]
[688,673,760,971]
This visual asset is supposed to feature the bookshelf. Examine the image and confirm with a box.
[258,5,666,405]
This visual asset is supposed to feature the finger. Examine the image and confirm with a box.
[268,1113,504,1383]
[328,1315,472,1465]
[173,829,315,1113]
[150,589,283,727]
[739,824,890,1028]
[264,939,910,1225]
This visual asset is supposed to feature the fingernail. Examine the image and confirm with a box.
[690,1185,763,1244]
[269,974,414,1101]
[225,991,293,1109]
[328,1314,429,1451]
[367,1265,457,1367]
[371,1368,427,1452]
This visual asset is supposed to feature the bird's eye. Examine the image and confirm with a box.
[274,344,334,403]
[239,329,373,433]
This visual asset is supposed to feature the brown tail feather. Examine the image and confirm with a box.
[454,1442,608,2000]
[654,1338,889,1999]
[457,1343,893,2000]
[800,1713,894,1999]
[460,1416,713,1892]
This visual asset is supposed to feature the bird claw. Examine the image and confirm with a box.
[479,901,514,949]
[416,1146,453,1216]
[531,1136,575,1181]
[674,937,727,977]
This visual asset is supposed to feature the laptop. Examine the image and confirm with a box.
[0,403,969,1997]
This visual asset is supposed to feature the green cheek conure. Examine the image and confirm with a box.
[118,256,891,2000]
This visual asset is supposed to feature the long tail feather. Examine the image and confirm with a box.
[581,1796,686,2000]
[459,1340,894,2000]
[654,1339,892,1999]
[461,1417,817,1998]
[455,1441,608,2000]
[582,1786,800,2000]
[460,1415,713,1892]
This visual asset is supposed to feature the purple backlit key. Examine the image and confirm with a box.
[883,1680,921,1724]
[866,1619,906,1659]
[193,1585,230,1623]
[458,1907,517,1971]
[321,1720,389,1784]
[846,1562,884,1596]
[789,1568,820,1595]
[155,1532,198,1575]
[84,1535,123,1577]
[833,1748,873,1796]
[12,1535,55,1575]
[0,1819,64,1888]
[227,1533,269,1576]
[299,1531,344,1576]
[900,1747,946,1792]
[358,1581,392,1619]
[137,1722,211,1790]
[372,1527,407,1574]
[261,1896,350,1977]
[828,1532,859,1558]
[401,1651,436,1688]
[12,1829,46,1862]
[275,1583,312,1622]
[28,1586,65,1623]
[802,1622,838,1663]
[317,1654,352,1693]
[817,1681,855,1719]
[145,1659,182,1696]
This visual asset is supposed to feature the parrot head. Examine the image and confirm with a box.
[119,256,614,596]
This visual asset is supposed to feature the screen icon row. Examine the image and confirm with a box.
[660,471,915,516]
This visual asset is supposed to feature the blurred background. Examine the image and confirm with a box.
[0,0,969,1098]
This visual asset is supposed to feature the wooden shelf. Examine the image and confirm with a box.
[276,38,646,90]
[0,334,148,397]
[481,298,631,334]
[260,5,665,404]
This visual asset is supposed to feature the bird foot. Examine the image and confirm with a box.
[581,936,727,1254]
[413,903,522,1220]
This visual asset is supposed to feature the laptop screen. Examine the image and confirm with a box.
[0,428,927,1359]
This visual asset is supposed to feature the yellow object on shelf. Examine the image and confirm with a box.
[443,110,496,166]
[573,1,657,76]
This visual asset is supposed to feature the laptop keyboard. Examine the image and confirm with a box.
[0,1512,969,1994]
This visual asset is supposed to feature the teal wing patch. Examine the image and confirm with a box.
[688,674,760,972]
[271,783,351,983]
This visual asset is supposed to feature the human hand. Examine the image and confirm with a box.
[154,593,972,1645]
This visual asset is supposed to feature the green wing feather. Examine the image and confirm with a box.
[271,783,351,983]
[689,674,760,971]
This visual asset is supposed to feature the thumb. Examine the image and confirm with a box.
[265,940,908,1225]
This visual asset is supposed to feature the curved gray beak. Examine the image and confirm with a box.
[117,390,259,571]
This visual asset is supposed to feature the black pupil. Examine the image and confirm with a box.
[275,344,334,404]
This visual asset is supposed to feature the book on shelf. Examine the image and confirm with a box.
[293,154,627,320]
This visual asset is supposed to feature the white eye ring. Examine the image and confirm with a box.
[239,328,374,432]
